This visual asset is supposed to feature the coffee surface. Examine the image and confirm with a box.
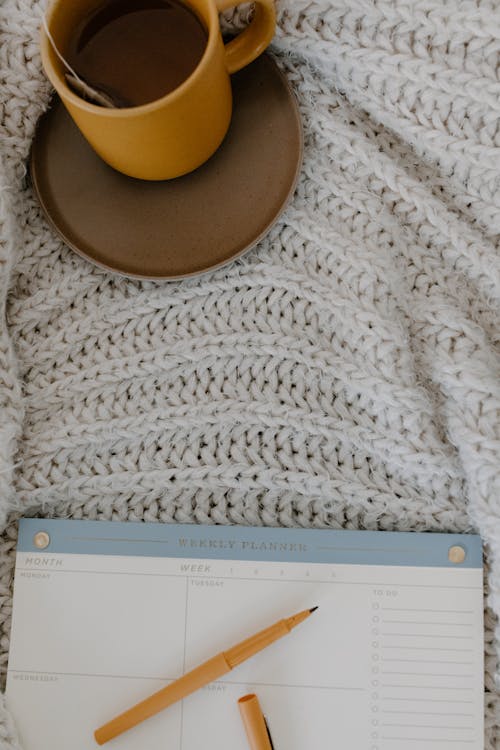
[67,0,208,106]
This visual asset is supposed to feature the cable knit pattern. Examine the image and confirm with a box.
[1,0,500,746]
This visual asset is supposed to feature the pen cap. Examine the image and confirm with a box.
[238,694,274,750]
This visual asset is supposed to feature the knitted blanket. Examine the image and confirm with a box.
[1,0,500,746]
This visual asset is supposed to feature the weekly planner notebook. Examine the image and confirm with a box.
[7,519,483,749]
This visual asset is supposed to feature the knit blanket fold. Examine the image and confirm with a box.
[1,0,499,746]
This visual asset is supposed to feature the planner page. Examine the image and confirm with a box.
[7,519,483,750]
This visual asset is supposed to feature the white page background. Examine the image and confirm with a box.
[7,553,483,750]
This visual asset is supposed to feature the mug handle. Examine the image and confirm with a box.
[215,0,276,74]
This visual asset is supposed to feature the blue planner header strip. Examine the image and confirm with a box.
[17,518,482,569]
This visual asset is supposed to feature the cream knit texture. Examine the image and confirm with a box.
[1,0,500,746]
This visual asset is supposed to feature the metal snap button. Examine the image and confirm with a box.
[33,531,50,550]
[448,545,466,564]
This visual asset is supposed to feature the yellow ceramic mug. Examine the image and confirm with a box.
[41,0,276,180]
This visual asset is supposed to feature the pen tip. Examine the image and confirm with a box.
[309,606,319,613]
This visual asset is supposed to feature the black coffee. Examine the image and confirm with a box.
[67,0,208,107]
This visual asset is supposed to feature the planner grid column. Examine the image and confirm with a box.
[179,576,190,750]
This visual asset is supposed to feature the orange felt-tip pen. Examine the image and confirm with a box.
[94,606,318,745]
[238,693,274,750]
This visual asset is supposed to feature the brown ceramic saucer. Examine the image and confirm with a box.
[30,54,303,280]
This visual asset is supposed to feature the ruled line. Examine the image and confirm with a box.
[382,646,473,652]
[17,568,186,580]
[8,669,175,680]
[381,659,473,665]
[14,568,480,589]
[316,546,414,553]
[382,633,472,639]
[383,697,474,704]
[381,672,473,678]
[382,710,474,717]
[179,577,189,750]
[382,684,473,691]
[221,679,365,692]
[381,737,474,743]
[382,723,473,730]
[7,670,361,692]
[381,608,474,614]
[70,537,169,544]
[382,620,473,626]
